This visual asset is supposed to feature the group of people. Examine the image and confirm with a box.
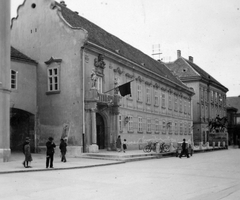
[22,137,68,168]
[116,135,127,152]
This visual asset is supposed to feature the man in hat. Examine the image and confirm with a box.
[46,137,56,168]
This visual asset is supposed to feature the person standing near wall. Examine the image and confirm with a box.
[116,135,122,152]
[24,138,32,168]
[59,138,67,162]
[46,137,56,168]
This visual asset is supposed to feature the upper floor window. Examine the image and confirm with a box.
[179,97,182,113]
[137,84,142,101]
[154,90,159,106]
[128,116,133,132]
[146,87,151,104]
[147,118,151,133]
[155,119,159,133]
[11,70,17,90]
[161,92,166,108]
[168,94,172,110]
[174,96,178,111]
[138,117,143,132]
[48,67,60,92]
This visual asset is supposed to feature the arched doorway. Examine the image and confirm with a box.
[96,113,105,149]
[10,108,35,152]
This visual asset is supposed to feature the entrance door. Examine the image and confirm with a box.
[96,113,105,149]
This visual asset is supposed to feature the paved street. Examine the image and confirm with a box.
[0,148,240,200]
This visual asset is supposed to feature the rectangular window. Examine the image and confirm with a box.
[161,92,166,108]
[146,87,151,104]
[119,115,123,132]
[175,121,178,134]
[179,98,182,113]
[180,123,183,134]
[155,119,159,133]
[168,94,172,110]
[128,116,133,132]
[184,100,187,114]
[48,67,60,92]
[11,70,17,89]
[138,117,143,132]
[174,96,178,111]
[137,84,142,101]
[147,118,151,133]
[162,120,166,134]
[154,90,159,106]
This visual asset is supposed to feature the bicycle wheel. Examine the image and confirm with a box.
[163,144,170,152]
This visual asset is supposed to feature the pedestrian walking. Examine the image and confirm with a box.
[116,135,122,152]
[123,139,127,153]
[46,137,56,168]
[22,137,29,167]
[179,138,189,158]
[59,138,67,162]
[24,138,32,168]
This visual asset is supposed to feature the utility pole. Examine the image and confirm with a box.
[0,0,11,162]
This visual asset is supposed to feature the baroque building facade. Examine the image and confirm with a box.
[166,50,228,144]
[11,0,194,155]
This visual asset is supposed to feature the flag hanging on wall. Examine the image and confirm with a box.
[118,81,131,97]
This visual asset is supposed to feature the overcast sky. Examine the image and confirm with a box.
[11,0,240,97]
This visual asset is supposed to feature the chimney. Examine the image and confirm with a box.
[177,50,181,58]
[189,56,193,62]
[60,1,67,7]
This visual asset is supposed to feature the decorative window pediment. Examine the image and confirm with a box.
[44,57,62,65]
[135,76,144,82]
[113,67,124,75]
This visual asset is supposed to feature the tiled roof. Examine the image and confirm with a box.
[56,2,189,90]
[11,46,37,64]
[167,57,228,92]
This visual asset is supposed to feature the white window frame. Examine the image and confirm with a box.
[119,115,123,132]
[155,119,159,133]
[147,118,151,133]
[137,84,142,101]
[128,116,133,132]
[138,117,143,132]
[47,67,60,92]
[146,87,151,104]
[161,92,166,108]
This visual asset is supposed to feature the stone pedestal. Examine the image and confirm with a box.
[89,144,99,153]
[199,142,203,150]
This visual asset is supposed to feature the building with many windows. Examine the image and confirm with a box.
[166,50,228,144]
[11,0,194,155]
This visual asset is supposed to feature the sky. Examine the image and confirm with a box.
[11,0,240,97]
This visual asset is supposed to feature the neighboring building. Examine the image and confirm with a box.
[11,0,194,155]
[166,50,228,144]
[227,96,240,145]
[10,47,37,151]
[226,106,238,145]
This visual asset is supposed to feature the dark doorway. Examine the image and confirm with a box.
[10,108,35,152]
[96,113,105,149]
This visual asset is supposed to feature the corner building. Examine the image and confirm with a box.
[166,50,228,145]
[11,0,194,155]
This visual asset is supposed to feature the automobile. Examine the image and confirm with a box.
[175,141,194,157]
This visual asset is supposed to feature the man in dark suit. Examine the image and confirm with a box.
[46,137,56,168]
[179,139,189,158]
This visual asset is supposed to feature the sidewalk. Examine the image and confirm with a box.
[0,152,124,174]
[0,147,229,174]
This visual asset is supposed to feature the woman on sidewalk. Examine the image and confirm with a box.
[24,139,32,168]
[59,138,67,162]
[116,135,122,152]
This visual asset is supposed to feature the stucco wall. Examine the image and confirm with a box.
[11,0,88,147]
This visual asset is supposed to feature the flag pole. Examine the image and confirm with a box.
[104,79,134,94]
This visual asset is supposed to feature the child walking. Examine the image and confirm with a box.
[123,139,127,153]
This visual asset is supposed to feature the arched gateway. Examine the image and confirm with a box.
[96,113,105,149]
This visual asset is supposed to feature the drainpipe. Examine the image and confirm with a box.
[81,47,85,153]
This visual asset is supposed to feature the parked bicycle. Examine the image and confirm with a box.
[143,141,170,153]
[143,141,158,152]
